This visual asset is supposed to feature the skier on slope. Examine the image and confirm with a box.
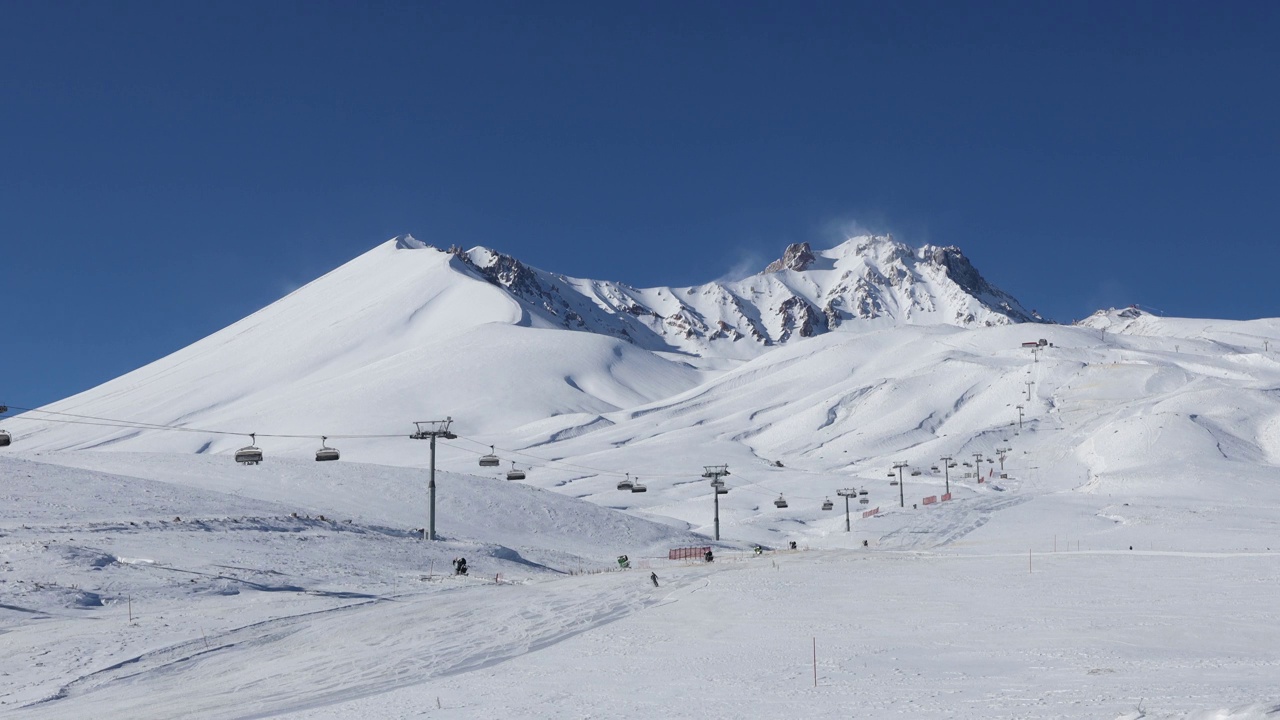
[650,572,659,587]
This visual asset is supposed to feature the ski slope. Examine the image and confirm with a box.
[2,452,1277,719]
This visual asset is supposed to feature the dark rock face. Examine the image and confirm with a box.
[776,295,826,342]
[765,243,816,273]
[926,246,1040,323]
[927,246,991,297]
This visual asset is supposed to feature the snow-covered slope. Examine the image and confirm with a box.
[4,237,711,455]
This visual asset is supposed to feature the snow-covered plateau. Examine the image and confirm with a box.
[2,236,1278,719]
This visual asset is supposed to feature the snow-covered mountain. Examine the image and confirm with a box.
[453,233,1041,359]
[4,232,1037,453]
[7,234,1280,719]
[7,233,1280,552]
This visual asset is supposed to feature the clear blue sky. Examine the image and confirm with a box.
[3,1,1278,408]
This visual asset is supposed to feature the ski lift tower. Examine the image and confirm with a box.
[892,461,908,507]
[702,465,730,540]
[411,418,457,541]
[836,488,859,531]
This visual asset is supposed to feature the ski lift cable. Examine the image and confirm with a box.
[0,405,404,440]
[4,404,891,499]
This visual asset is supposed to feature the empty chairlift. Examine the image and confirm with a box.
[235,434,264,465]
[774,494,788,509]
[506,462,526,481]
[631,479,647,493]
[479,446,500,467]
[617,473,634,491]
[315,436,340,462]
[0,430,10,448]
[822,498,833,511]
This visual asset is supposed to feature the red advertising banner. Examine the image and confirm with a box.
[940,492,952,502]
[668,546,711,560]
[861,507,879,518]
[922,496,937,505]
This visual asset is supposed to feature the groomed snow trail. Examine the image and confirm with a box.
[14,565,722,719]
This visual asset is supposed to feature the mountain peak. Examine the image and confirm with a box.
[764,243,817,273]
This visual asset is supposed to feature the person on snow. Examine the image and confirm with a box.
[650,571,659,587]
[453,557,468,576]
[753,545,763,556]
[704,549,714,563]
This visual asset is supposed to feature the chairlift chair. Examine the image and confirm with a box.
[910,470,922,476]
[821,498,833,511]
[860,497,869,505]
[479,445,500,467]
[858,489,868,495]
[315,436,339,462]
[630,481,647,493]
[889,480,899,486]
[617,473,634,491]
[774,495,788,509]
[0,430,10,448]
[716,486,728,494]
[930,465,939,471]
[506,462,526,481]
[887,472,896,477]
[235,434,263,465]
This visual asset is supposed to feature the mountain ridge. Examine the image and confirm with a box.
[421,232,1044,360]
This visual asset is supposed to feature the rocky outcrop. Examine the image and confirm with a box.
[764,243,816,273]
